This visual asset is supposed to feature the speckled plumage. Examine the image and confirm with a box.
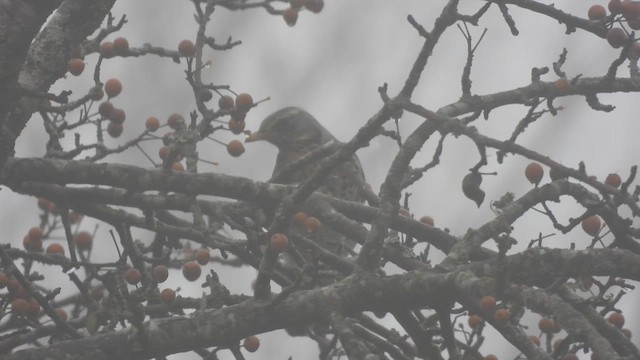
[246,107,366,255]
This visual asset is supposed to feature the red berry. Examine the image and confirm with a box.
[622,0,640,20]
[493,308,511,325]
[104,78,122,98]
[525,162,544,185]
[107,122,123,138]
[283,8,299,26]
[113,37,129,55]
[293,211,309,225]
[171,162,184,172]
[228,119,245,134]
[610,0,624,13]
[152,265,169,283]
[538,317,556,333]
[46,243,65,256]
[125,268,142,285]
[581,215,602,237]
[588,5,607,20]
[227,140,245,157]
[28,227,44,242]
[195,249,210,265]
[305,0,324,13]
[74,231,93,250]
[607,28,629,48]
[605,173,622,188]
[235,93,254,112]
[109,108,126,124]
[243,336,260,352]
[480,295,496,311]
[145,116,160,132]
[419,216,434,226]
[67,58,85,76]
[11,299,29,316]
[303,217,321,233]
[218,95,234,110]
[178,40,195,57]
[554,78,570,92]
[182,262,201,281]
[99,42,115,58]
[160,288,176,304]
[468,314,484,328]
[270,233,289,252]
[608,312,625,328]
[98,101,115,118]
[167,114,185,129]
[55,308,68,321]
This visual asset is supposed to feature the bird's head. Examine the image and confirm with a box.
[245,107,334,150]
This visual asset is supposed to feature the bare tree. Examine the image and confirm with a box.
[0,1,639,359]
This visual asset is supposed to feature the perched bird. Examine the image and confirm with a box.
[245,107,366,255]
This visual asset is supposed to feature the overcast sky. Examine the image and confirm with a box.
[5,1,639,359]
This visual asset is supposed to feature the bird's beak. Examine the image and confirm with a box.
[245,131,269,143]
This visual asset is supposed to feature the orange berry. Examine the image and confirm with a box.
[480,295,496,311]
[293,211,309,225]
[46,243,65,256]
[605,173,622,188]
[145,116,160,132]
[54,308,68,321]
[484,355,497,360]
[270,233,289,252]
[109,108,126,125]
[525,162,544,185]
[104,78,122,98]
[11,299,29,316]
[538,317,556,333]
[218,95,234,110]
[107,122,123,138]
[195,249,210,265]
[125,268,142,285]
[167,113,185,129]
[283,7,298,26]
[0,273,8,288]
[581,215,602,237]
[152,265,169,283]
[159,146,170,160]
[235,93,254,112]
[160,288,176,304]
[67,58,85,76]
[607,28,629,48]
[468,314,484,328]
[419,216,434,226]
[99,41,115,58]
[228,119,245,134]
[493,308,511,325]
[171,162,184,172]
[28,227,44,242]
[227,140,245,157]
[74,231,93,250]
[243,336,260,352]
[98,101,115,117]
[554,78,570,92]
[182,262,201,281]
[303,217,321,233]
[113,37,129,55]
[178,40,195,57]
[588,5,607,20]
[305,0,324,13]
[608,312,625,328]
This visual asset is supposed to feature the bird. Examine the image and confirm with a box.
[245,107,367,256]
